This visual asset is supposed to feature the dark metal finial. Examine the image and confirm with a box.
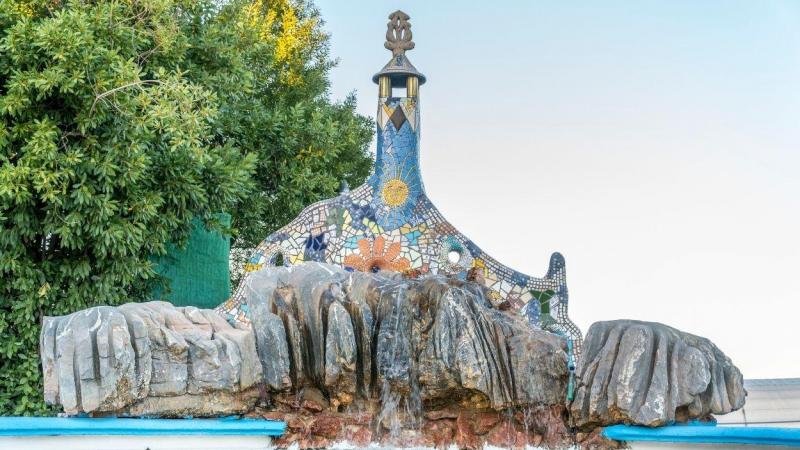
[385,10,414,56]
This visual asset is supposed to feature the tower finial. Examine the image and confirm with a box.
[372,10,426,87]
[385,10,414,56]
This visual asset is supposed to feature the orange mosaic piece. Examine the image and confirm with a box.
[344,236,410,273]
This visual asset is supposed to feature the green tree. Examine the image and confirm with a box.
[0,0,255,414]
[0,0,374,415]
[183,0,374,279]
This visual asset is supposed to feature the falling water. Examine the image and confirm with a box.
[374,280,423,441]
[269,442,580,450]
[237,263,573,448]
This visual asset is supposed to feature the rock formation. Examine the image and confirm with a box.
[41,263,567,418]
[40,264,746,449]
[570,320,746,428]
[40,302,262,416]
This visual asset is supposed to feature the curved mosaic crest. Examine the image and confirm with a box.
[219,12,583,357]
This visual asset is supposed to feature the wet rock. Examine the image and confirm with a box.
[570,320,746,427]
[473,410,502,434]
[249,405,615,450]
[238,263,570,415]
[484,420,528,449]
[455,411,481,449]
[272,286,308,388]
[515,404,571,446]
[350,301,375,396]
[577,426,626,450]
[273,431,300,447]
[299,435,329,449]
[43,263,571,418]
[300,399,323,413]
[424,409,458,420]
[422,418,456,447]
[324,301,357,408]
[455,429,482,449]
[415,278,567,409]
[373,280,415,396]
[285,415,305,431]
[349,412,372,426]
[249,309,291,392]
[43,262,744,450]
[258,411,285,421]
[300,387,329,412]
[341,424,372,446]
[311,415,344,439]
[41,263,572,420]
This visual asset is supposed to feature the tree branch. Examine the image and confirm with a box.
[91,80,162,114]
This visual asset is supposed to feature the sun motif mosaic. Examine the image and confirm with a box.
[218,12,584,357]
[381,178,409,207]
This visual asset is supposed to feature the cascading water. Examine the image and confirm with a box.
[40,265,747,449]
[43,262,590,448]
[235,263,574,448]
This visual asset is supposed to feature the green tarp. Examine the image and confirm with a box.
[151,214,231,309]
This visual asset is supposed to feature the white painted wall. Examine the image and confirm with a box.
[716,379,800,428]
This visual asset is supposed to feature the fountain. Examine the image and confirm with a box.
[41,263,744,448]
[38,11,746,450]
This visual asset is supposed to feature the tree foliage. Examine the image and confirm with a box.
[187,0,374,276]
[0,0,373,414]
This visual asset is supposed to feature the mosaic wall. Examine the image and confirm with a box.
[218,94,584,356]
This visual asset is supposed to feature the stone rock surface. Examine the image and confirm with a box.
[41,263,567,418]
[41,302,262,416]
[248,402,619,450]
[40,263,746,449]
[570,319,746,427]
[324,301,357,408]
[236,263,569,414]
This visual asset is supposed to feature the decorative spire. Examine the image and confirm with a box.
[385,10,414,56]
[372,10,426,86]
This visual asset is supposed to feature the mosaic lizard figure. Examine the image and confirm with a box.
[218,11,583,355]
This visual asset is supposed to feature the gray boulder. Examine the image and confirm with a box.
[41,306,141,413]
[41,301,262,416]
[324,301,357,408]
[415,279,567,408]
[570,320,746,427]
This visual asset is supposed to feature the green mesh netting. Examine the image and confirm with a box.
[151,214,231,309]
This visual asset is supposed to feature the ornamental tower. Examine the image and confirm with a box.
[368,10,426,229]
[222,11,583,357]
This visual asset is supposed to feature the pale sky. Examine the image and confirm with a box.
[315,1,800,379]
